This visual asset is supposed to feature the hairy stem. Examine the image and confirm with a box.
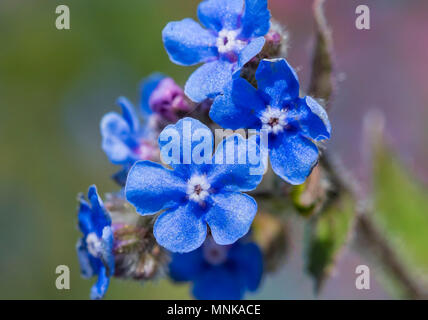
[322,154,428,299]
[308,0,427,298]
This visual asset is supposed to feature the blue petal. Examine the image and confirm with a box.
[256,58,300,107]
[185,60,234,103]
[269,132,319,185]
[116,97,139,133]
[294,96,331,141]
[169,248,205,282]
[78,196,94,236]
[238,37,266,68]
[125,161,187,216]
[100,112,133,165]
[193,266,243,300]
[197,0,244,32]
[140,73,165,116]
[90,266,110,300]
[240,0,271,38]
[101,226,115,276]
[206,192,257,245]
[154,202,207,253]
[88,185,111,236]
[76,239,95,278]
[162,18,218,66]
[210,78,264,129]
[209,134,264,192]
[229,242,263,291]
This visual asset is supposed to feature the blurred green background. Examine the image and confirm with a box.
[0,0,198,299]
[1,0,427,299]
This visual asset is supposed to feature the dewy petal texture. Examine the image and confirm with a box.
[184,60,234,102]
[296,96,332,141]
[197,0,243,31]
[126,161,187,215]
[154,203,207,253]
[238,37,266,68]
[240,0,271,38]
[163,0,271,102]
[255,58,300,106]
[269,132,319,185]
[162,18,217,66]
[206,192,257,245]
[210,78,264,130]
[126,117,263,253]
[209,58,331,185]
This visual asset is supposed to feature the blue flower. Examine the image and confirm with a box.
[76,185,115,300]
[169,237,263,300]
[210,58,332,185]
[162,0,271,102]
[125,117,264,253]
[101,96,158,169]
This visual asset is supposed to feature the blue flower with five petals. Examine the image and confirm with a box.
[76,185,115,300]
[169,236,263,300]
[125,117,264,253]
[210,58,332,185]
[162,0,271,102]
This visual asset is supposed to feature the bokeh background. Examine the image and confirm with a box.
[1,0,427,299]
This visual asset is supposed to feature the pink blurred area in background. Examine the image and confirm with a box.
[270,0,428,186]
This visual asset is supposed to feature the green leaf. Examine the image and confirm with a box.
[304,193,355,292]
[373,146,428,273]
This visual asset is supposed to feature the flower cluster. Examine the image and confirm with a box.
[75,0,331,300]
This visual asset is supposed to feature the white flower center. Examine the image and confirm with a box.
[86,232,102,257]
[186,175,211,203]
[260,106,287,134]
[216,29,246,54]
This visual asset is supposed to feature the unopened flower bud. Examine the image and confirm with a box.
[149,77,192,122]
[104,193,169,281]
[240,20,289,85]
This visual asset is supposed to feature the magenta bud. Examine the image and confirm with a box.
[266,30,281,45]
[149,78,191,122]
